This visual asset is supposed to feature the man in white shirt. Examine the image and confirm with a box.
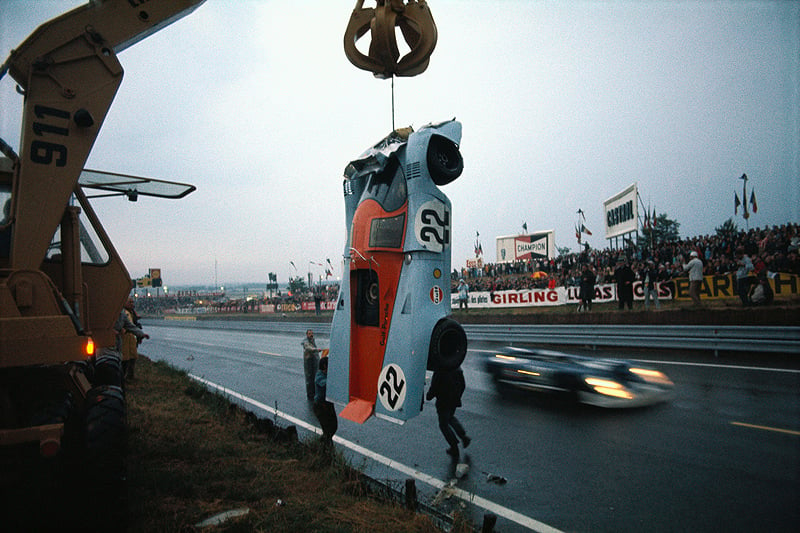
[682,251,704,306]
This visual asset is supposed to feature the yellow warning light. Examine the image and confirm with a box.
[433,268,442,279]
[84,337,95,357]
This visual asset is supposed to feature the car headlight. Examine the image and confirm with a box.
[494,354,517,361]
[629,367,673,385]
[585,377,633,399]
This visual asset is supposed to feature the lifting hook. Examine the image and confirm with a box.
[343,0,437,79]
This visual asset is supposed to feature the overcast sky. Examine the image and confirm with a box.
[1,0,798,287]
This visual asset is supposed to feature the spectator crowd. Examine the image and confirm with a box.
[135,223,798,314]
[449,223,799,295]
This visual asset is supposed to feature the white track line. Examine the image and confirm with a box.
[190,374,562,533]
[257,351,287,357]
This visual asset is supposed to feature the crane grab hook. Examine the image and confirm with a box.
[343,0,437,79]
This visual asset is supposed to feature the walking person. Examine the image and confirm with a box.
[302,329,322,401]
[426,367,471,459]
[682,251,704,306]
[313,356,338,446]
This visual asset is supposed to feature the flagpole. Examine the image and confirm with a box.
[740,173,749,231]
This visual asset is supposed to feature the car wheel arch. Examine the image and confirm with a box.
[426,134,463,186]
[427,317,467,371]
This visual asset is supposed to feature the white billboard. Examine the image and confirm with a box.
[496,230,555,263]
[604,183,638,239]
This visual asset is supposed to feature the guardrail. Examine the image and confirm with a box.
[461,324,800,355]
[151,318,800,355]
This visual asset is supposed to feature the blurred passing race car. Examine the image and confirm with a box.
[328,119,467,425]
[485,346,674,408]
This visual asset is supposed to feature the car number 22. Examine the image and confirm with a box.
[377,364,407,412]
[415,199,450,253]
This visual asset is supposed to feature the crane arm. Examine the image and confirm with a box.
[3,0,206,87]
[1,0,205,270]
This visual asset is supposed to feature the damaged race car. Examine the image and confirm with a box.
[485,346,674,408]
[327,119,467,424]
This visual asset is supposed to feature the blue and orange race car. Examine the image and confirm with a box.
[327,119,467,424]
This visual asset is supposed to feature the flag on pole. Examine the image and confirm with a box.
[581,224,592,236]
[522,222,528,232]
[750,190,757,213]
[575,223,581,243]
[734,193,741,214]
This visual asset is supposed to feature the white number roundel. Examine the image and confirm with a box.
[377,364,407,412]
[414,200,450,253]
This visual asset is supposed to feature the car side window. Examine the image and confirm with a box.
[364,157,407,213]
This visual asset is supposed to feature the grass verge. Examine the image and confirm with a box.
[127,356,470,532]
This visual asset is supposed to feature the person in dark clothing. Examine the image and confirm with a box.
[426,367,470,459]
[639,260,660,310]
[614,258,635,310]
[578,263,597,311]
[302,329,322,401]
[312,356,337,446]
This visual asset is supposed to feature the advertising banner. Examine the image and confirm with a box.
[604,183,638,239]
[451,285,618,309]
[496,230,555,263]
[466,257,484,269]
[671,273,799,300]
[449,273,798,309]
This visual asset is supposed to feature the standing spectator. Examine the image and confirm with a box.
[116,298,149,381]
[426,367,471,459]
[640,260,660,310]
[302,329,322,401]
[749,272,774,306]
[735,247,754,306]
[657,263,672,300]
[313,356,337,446]
[614,258,635,310]
[578,263,596,311]
[682,251,704,306]
[457,279,469,311]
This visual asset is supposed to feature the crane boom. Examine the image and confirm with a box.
[2,0,204,270]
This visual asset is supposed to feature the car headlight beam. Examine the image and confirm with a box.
[585,377,633,399]
[630,367,673,385]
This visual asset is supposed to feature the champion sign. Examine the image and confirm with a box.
[496,231,555,262]
[516,238,547,255]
